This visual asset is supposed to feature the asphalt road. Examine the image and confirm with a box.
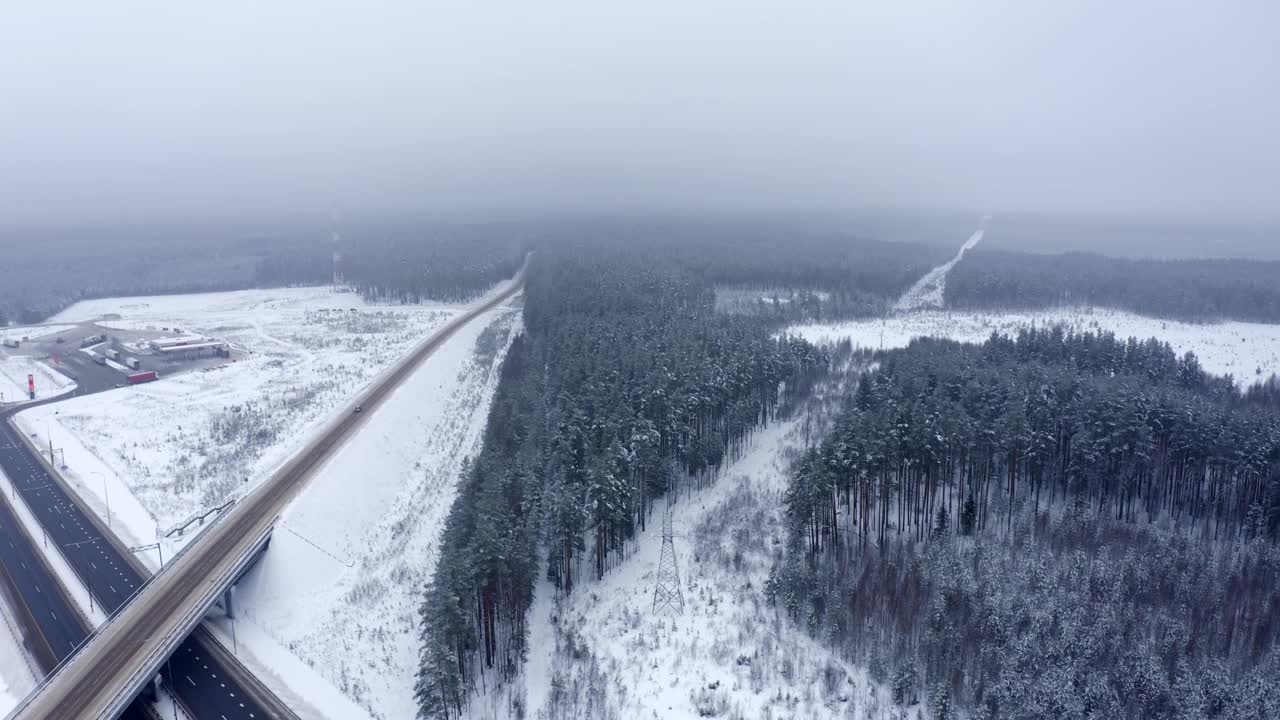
[16,256,530,719]
[0,373,274,717]
[0,434,160,720]
[0,423,142,610]
[0,487,85,660]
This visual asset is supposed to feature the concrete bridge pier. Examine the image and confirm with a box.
[139,674,160,702]
[212,585,237,620]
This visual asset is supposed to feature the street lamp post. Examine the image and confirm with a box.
[230,594,238,655]
[92,471,110,529]
[61,537,100,613]
[167,657,177,720]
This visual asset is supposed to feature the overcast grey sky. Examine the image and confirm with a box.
[2,1,1277,225]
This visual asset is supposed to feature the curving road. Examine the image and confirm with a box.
[14,255,529,719]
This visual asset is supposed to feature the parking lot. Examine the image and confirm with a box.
[0,321,237,401]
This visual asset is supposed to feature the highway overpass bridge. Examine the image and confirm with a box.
[0,406,295,720]
[6,257,529,719]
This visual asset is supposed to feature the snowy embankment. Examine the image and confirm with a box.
[0,589,39,717]
[226,303,523,720]
[787,307,1280,386]
[15,285,462,561]
[893,222,985,312]
[501,413,893,720]
[0,357,75,405]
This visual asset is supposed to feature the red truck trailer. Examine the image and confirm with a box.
[126,371,158,385]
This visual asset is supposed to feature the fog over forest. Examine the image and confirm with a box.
[2,1,1279,246]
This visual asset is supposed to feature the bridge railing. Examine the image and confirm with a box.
[102,520,276,720]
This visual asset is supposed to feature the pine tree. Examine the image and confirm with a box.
[960,496,977,536]
[892,655,918,706]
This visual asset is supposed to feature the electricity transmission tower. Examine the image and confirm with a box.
[652,506,684,615]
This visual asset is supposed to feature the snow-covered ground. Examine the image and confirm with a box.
[48,286,375,325]
[0,586,39,718]
[494,409,894,720]
[0,356,75,405]
[231,302,523,720]
[893,222,985,312]
[788,307,1280,386]
[0,324,74,342]
[15,286,464,556]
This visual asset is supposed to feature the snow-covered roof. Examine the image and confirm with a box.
[157,341,225,353]
[150,335,206,348]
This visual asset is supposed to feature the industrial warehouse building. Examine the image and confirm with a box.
[156,341,229,361]
[148,335,206,351]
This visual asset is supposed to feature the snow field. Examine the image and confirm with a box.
[788,306,1280,386]
[498,412,896,720]
[233,303,524,720]
[0,685,17,718]
[46,286,431,325]
[16,288,463,553]
[0,325,75,342]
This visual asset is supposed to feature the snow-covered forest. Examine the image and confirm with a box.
[414,242,828,718]
[407,226,1280,720]
[773,330,1280,717]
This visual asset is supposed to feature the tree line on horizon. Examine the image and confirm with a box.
[0,222,527,324]
[946,249,1280,324]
